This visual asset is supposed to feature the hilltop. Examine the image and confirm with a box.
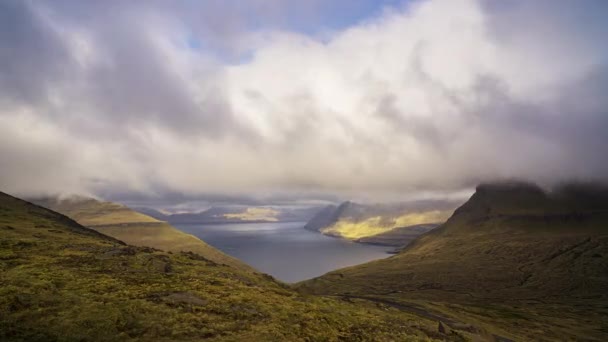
[0,191,460,341]
[304,200,455,246]
[298,182,608,341]
[32,196,251,271]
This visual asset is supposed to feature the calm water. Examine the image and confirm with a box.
[173,222,391,283]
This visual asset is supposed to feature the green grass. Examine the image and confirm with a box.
[1,191,455,341]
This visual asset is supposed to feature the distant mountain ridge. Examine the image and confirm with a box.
[135,205,322,224]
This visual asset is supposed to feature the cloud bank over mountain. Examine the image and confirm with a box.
[1,0,607,199]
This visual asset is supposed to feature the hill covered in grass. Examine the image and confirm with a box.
[0,191,461,341]
[32,196,252,271]
[298,182,608,341]
[304,201,455,245]
[356,223,440,247]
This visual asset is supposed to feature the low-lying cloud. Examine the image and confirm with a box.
[1,0,607,201]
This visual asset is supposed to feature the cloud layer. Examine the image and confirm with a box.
[1,0,607,200]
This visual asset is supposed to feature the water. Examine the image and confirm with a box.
[173,221,392,283]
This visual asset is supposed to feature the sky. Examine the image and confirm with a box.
[1,0,607,205]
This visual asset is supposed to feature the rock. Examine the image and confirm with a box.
[151,291,208,312]
[438,321,452,334]
[147,255,172,273]
[164,292,208,307]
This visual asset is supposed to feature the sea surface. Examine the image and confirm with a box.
[173,221,391,283]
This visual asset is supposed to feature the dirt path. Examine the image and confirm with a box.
[333,294,515,342]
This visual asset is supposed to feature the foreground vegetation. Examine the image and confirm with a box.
[1,191,460,341]
[298,182,608,341]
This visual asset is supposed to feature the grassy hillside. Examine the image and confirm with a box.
[305,201,454,243]
[0,191,462,341]
[298,182,608,341]
[33,196,159,226]
[33,197,252,272]
[355,224,439,247]
[323,210,450,240]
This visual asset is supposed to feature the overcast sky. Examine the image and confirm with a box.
[1,0,607,203]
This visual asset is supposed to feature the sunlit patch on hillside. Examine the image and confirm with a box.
[322,210,453,239]
[223,207,280,222]
[33,197,161,226]
[394,210,452,228]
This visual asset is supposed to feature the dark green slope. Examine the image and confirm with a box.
[0,191,453,341]
[298,182,608,341]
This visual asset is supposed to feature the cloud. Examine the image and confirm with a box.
[0,0,607,201]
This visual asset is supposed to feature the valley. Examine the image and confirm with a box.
[31,195,397,282]
[2,1,606,340]
[0,191,456,341]
[2,182,607,341]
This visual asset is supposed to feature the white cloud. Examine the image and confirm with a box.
[0,0,606,200]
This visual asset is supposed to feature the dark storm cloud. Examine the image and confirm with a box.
[0,0,238,138]
[0,1,70,107]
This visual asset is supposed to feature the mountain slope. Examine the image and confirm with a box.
[298,182,608,341]
[305,201,453,244]
[355,223,439,247]
[0,191,457,341]
[33,196,252,271]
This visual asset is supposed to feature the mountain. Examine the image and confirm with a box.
[275,206,324,222]
[304,200,454,246]
[168,207,280,223]
[32,196,251,271]
[135,205,321,224]
[297,182,608,341]
[0,191,461,341]
[304,201,349,232]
